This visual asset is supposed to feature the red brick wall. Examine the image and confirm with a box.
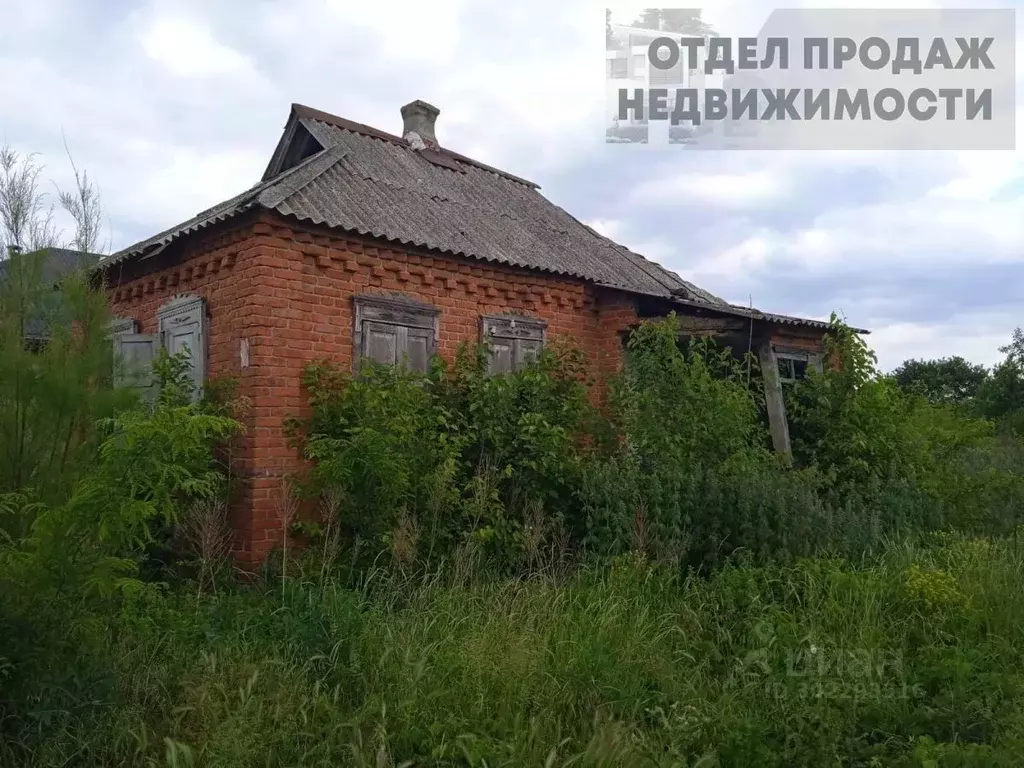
[106,212,640,563]
[106,217,271,552]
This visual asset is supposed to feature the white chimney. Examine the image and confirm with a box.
[401,100,440,148]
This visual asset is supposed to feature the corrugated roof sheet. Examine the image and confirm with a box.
[103,102,864,332]
[103,104,723,305]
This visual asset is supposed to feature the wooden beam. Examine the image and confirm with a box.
[758,340,792,462]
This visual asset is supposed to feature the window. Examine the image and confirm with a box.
[110,295,208,401]
[775,348,822,385]
[649,60,685,86]
[481,314,546,375]
[607,57,629,79]
[157,295,207,398]
[353,294,438,372]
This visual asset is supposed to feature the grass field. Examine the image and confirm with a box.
[5,532,1024,767]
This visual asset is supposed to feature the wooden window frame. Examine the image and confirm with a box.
[480,314,547,375]
[156,294,208,399]
[352,293,439,372]
[773,346,822,385]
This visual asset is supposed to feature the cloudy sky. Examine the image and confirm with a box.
[2,0,1021,371]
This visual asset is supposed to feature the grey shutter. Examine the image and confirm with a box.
[157,296,207,400]
[114,333,158,398]
[488,339,514,375]
[362,321,400,365]
[109,317,138,379]
[518,338,542,366]
[353,295,438,372]
[481,315,546,375]
[405,327,433,372]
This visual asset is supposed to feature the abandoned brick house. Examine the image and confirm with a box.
[99,99,850,563]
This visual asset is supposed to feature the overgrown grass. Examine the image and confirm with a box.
[2,271,1024,767]
[5,533,1024,766]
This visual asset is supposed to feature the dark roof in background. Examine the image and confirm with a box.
[0,248,101,339]
[104,102,864,333]
[0,247,100,283]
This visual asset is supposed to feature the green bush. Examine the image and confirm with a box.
[291,341,592,573]
[3,289,1024,765]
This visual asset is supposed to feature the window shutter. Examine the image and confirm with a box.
[363,321,400,366]
[114,333,158,398]
[156,296,207,400]
[353,295,438,373]
[481,315,546,375]
[405,327,433,372]
[518,338,542,365]
[488,338,514,375]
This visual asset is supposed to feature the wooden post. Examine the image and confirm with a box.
[758,340,792,463]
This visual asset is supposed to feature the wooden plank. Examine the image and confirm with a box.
[758,340,792,462]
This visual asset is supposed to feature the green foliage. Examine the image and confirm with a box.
[6,533,1024,766]
[786,315,1022,539]
[976,328,1024,435]
[0,250,133,505]
[893,356,990,405]
[3,295,1024,765]
[292,343,591,572]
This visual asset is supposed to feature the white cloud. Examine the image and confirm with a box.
[928,151,1024,201]
[871,311,1017,371]
[139,16,255,78]
[630,170,789,209]
[106,147,265,232]
[584,218,625,240]
[0,0,1019,372]
[322,0,466,64]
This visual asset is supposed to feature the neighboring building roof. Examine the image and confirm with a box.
[103,102,864,333]
[0,247,100,283]
[0,247,101,339]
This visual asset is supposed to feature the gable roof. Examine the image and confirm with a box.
[103,102,866,334]
[103,103,723,305]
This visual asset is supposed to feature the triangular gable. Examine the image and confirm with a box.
[261,107,326,182]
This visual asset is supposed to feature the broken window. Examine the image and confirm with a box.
[481,314,546,375]
[353,294,438,373]
[775,349,822,385]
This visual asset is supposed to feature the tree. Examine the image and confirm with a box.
[0,143,116,503]
[0,148,58,253]
[631,8,711,35]
[606,9,621,50]
[659,9,711,35]
[977,327,1024,432]
[0,142,106,255]
[999,327,1024,368]
[892,356,990,405]
[632,8,662,30]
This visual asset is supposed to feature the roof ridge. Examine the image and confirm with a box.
[291,102,540,189]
